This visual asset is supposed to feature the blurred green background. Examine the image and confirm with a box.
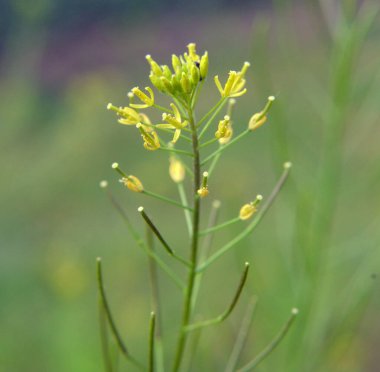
[1,0,379,371]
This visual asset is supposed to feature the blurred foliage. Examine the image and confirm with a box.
[1,0,379,371]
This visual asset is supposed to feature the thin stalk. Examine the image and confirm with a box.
[149,312,156,372]
[143,122,192,143]
[237,308,299,371]
[199,216,240,236]
[208,148,222,176]
[172,103,202,372]
[146,228,165,372]
[200,137,219,148]
[99,299,114,372]
[225,297,258,372]
[160,147,194,157]
[198,98,227,139]
[191,199,221,311]
[153,103,175,114]
[139,207,191,267]
[178,182,193,236]
[197,98,226,128]
[96,258,144,371]
[197,163,291,272]
[191,80,204,109]
[201,129,250,166]
[142,190,193,211]
[184,262,250,332]
[103,188,184,289]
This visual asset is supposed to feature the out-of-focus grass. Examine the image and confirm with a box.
[0,2,379,371]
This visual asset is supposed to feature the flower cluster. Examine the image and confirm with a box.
[101,42,295,372]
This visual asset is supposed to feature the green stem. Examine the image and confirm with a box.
[99,300,114,372]
[104,189,184,289]
[142,190,193,211]
[149,312,156,372]
[172,104,201,372]
[200,137,219,148]
[139,207,191,267]
[197,98,226,128]
[201,129,250,166]
[96,258,145,371]
[178,182,193,236]
[198,98,227,139]
[146,228,165,372]
[184,262,249,332]
[224,297,258,372]
[160,147,194,157]
[237,309,299,371]
[199,216,240,236]
[197,163,291,272]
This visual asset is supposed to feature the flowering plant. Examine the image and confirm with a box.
[98,43,297,371]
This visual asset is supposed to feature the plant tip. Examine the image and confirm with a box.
[268,95,275,101]
[257,194,263,200]
[138,206,144,212]
[245,262,250,267]
[111,162,119,169]
[284,161,292,169]
[106,103,112,110]
[99,180,108,188]
[96,257,102,262]
[212,200,221,208]
[291,308,299,315]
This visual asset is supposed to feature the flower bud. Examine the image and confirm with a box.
[200,51,209,79]
[169,157,185,183]
[239,195,263,220]
[122,175,144,193]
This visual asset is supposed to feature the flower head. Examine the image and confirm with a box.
[248,96,275,131]
[215,115,232,140]
[137,123,160,151]
[197,171,209,198]
[239,195,263,220]
[107,103,140,125]
[157,103,188,144]
[169,156,185,183]
[121,175,144,193]
[214,62,250,98]
[130,87,155,109]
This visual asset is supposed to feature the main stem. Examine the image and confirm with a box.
[172,104,201,371]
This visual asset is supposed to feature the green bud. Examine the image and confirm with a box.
[146,55,162,76]
[180,72,191,94]
[191,64,200,86]
[171,74,182,93]
[162,65,172,80]
[149,74,166,92]
[160,76,174,94]
[200,51,209,79]
[172,54,181,71]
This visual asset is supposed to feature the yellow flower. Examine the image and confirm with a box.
[136,123,160,151]
[197,171,209,198]
[169,156,185,183]
[157,103,188,144]
[239,195,263,220]
[107,103,140,125]
[215,115,232,140]
[130,87,155,109]
[248,96,275,131]
[197,187,209,198]
[121,175,144,192]
[214,62,250,98]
